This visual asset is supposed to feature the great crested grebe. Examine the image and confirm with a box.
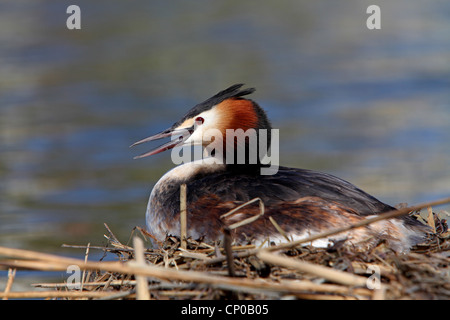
[131,84,427,252]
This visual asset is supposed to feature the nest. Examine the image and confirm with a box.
[1,200,449,300]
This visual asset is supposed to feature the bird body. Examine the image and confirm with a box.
[132,84,427,251]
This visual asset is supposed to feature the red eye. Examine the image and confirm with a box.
[195,117,204,124]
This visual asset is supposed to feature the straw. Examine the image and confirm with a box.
[0,196,449,300]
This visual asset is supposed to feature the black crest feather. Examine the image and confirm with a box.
[174,84,256,126]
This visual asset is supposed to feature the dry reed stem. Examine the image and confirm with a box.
[427,206,436,233]
[33,280,138,288]
[33,278,371,298]
[180,184,187,249]
[269,216,291,242]
[131,237,150,300]
[291,293,362,300]
[80,243,90,292]
[178,248,210,261]
[2,268,16,300]
[223,227,236,277]
[257,250,368,287]
[0,245,374,298]
[220,197,265,230]
[371,286,386,300]
[1,196,449,300]
[0,290,123,299]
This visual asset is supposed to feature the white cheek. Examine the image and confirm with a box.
[200,108,220,126]
[184,127,205,146]
[183,107,222,146]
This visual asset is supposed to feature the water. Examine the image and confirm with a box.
[1,1,449,277]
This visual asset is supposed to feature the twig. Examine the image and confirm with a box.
[33,280,138,288]
[220,197,265,230]
[104,223,120,244]
[223,227,235,277]
[0,196,448,300]
[62,244,131,252]
[80,243,90,291]
[0,290,123,299]
[0,246,371,297]
[134,226,163,247]
[269,216,291,242]
[427,206,436,233]
[178,248,210,261]
[2,268,16,300]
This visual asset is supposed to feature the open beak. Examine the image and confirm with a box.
[130,127,193,159]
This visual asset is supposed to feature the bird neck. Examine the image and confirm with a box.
[216,99,273,167]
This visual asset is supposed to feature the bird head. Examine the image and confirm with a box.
[131,84,272,165]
